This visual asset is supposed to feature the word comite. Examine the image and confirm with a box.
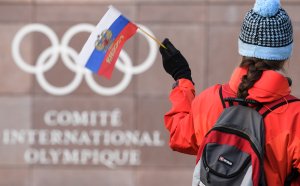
[44,109,122,127]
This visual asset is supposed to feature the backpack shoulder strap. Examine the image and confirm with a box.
[259,95,300,118]
[219,84,238,108]
[219,85,226,108]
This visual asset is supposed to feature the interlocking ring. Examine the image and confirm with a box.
[12,23,158,96]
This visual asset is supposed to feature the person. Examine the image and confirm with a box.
[159,0,300,185]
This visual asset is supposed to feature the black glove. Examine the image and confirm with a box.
[159,38,193,83]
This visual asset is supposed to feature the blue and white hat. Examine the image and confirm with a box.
[239,0,293,61]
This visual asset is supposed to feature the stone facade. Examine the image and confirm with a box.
[1,0,300,186]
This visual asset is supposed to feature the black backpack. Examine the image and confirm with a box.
[192,85,299,186]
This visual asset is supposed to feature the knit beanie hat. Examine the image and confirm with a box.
[239,0,293,61]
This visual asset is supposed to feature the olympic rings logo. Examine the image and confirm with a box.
[12,23,158,96]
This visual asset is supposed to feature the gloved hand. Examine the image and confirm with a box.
[159,38,193,83]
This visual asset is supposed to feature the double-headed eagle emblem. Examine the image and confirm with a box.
[95,29,113,51]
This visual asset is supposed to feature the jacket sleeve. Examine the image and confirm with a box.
[288,104,300,174]
[289,104,300,185]
[291,135,300,185]
[164,79,198,155]
[292,137,300,171]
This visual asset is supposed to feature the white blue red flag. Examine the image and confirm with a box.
[77,6,138,79]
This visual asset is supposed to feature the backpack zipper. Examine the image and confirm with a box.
[205,166,210,183]
[205,126,263,164]
[202,145,251,180]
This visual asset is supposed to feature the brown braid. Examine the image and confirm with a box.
[237,57,286,99]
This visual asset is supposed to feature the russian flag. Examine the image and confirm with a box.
[77,6,138,79]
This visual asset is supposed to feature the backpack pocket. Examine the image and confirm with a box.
[199,143,253,185]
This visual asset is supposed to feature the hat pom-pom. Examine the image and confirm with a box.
[253,0,281,17]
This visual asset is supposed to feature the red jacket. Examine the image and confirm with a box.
[165,67,300,185]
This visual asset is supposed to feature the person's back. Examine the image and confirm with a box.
[188,70,300,185]
[159,0,300,185]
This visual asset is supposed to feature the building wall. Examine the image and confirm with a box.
[0,0,300,186]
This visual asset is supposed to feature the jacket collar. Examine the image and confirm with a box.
[228,67,291,102]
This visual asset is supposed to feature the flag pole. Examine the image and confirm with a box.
[138,27,167,49]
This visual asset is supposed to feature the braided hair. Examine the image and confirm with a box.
[237,57,286,99]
